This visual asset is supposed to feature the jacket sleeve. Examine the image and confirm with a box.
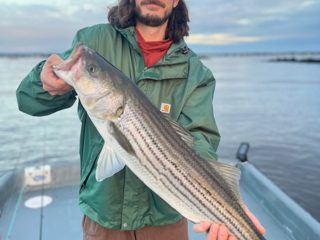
[177,61,220,161]
[16,39,79,117]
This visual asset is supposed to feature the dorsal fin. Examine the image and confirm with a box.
[209,160,244,205]
[163,114,194,148]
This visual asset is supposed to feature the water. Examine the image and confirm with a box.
[202,55,320,222]
[0,57,80,171]
[0,54,319,222]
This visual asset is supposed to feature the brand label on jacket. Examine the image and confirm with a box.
[160,103,171,114]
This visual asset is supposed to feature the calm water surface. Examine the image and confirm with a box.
[0,55,319,221]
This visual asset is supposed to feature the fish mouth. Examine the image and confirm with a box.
[53,43,89,84]
[53,43,86,73]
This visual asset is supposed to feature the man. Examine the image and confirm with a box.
[16,0,265,239]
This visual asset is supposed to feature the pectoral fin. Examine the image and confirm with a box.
[96,143,125,182]
[88,114,134,182]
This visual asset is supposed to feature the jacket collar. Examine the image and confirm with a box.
[114,26,190,66]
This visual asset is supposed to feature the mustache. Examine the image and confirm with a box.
[140,0,166,8]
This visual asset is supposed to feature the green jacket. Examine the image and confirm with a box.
[16,24,220,230]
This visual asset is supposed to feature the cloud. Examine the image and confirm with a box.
[185,0,320,51]
[186,33,260,45]
[0,1,109,52]
[0,0,319,52]
[187,0,320,34]
[236,19,253,26]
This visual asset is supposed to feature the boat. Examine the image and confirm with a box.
[1,143,319,240]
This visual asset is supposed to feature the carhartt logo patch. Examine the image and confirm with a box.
[160,103,171,113]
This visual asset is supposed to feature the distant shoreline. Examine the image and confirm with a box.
[2,52,320,64]
[1,51,320,58]
[196,52,320,61]
[196,52,320,64]
[269,57,320,64]
[0,53,50,58]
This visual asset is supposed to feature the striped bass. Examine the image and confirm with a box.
[53,44,266,240]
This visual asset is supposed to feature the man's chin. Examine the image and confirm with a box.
[137,14,169,26]
[135,6,171,27]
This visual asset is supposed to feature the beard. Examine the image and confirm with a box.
[134,1,173,27]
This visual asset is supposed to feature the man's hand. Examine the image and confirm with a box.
[40,54,73,96]
[193,222,237,240]
[193,206,266,240]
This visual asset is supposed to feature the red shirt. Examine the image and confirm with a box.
[136,28,173,68]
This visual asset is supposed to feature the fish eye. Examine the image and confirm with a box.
[87,64,97,74]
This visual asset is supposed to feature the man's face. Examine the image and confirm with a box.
[134,0,179,27]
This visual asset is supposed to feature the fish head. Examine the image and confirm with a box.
[53,44,125,121]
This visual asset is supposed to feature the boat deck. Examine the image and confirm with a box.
[1,162,320,240]
[3,185,82,240]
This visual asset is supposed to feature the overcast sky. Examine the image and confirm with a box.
[0,0,319,53]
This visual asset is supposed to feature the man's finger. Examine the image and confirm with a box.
[42,75,72,93]
[41,54,65,84]
[228,235,237,240]
[42,83,55,92]
[193,222,211,233]
[244,206,266,234]
[217,224,229,240]
[41,69,65,85]
[206,223,219,240]
[45,54,63,65]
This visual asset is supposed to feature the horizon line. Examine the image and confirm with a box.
[1,50,320,58]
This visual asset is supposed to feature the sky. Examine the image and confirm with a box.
[0,0,319,53]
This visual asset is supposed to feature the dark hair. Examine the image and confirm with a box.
[108,0,189,43]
